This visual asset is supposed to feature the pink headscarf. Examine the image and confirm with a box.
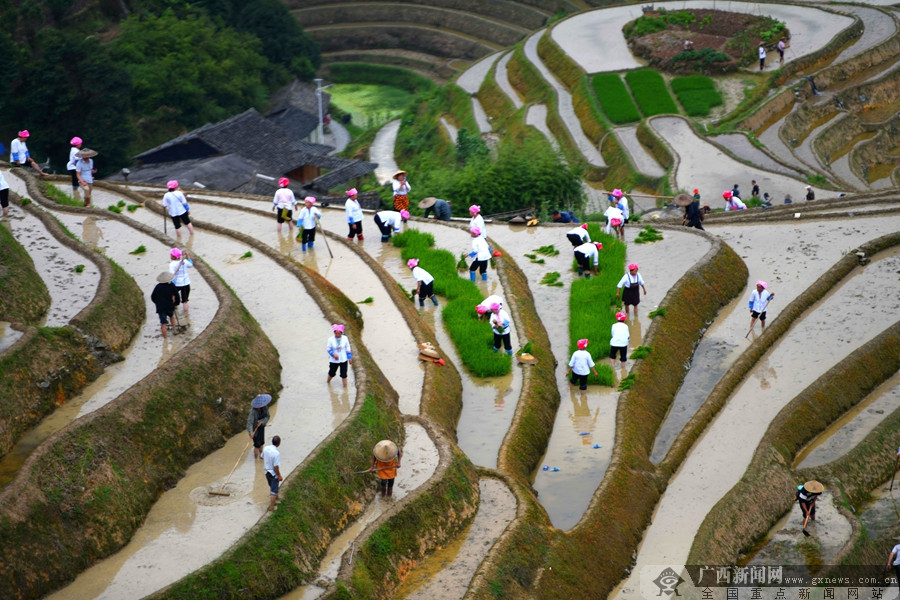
[476,305,488,315]
[612,189,623,198]
[490,303,500,312]
[400,209,410,219]
[70,136,83,146]
[722,190,733,199]
[407,258,419,269]
[756,280,767,289]
[279,177,290,187]
[577,339,589,350]
[469,205,480,215]
[18,130,29,138]
[346,188,358,197]
[332,324,345,333]
[304,196,316,205]
[170,247,182,259]
[628,263,638,271]
[167,180,179,190]
[616,312,627,322]
[470,227,481,237]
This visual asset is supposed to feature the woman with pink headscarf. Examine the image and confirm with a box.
[489,302,513,356]
[566,338,599,391]
[272,177,297,234]
[66,136,83,198]
[345,188,364,241]
[407,258,439,307]
[326,324,353,386]
[162,180,194,238]
[616,263,648,318]
[469,205,486,238]
[746,280,775,337]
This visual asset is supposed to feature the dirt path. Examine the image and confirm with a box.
[370,119,401,184]
[455,51,501,95]
[494,51,523,109]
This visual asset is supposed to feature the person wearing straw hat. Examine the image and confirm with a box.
[796,480,823,522]
[420,197,451,221]
[408,258,439,307]
[566,223,591,248]
[66,136,83,199]
[682,189,704,230]
[469,205,486,238]
[370,440,402,497]
[162,180,194,238]
[247,394,272,460]
[610,311,630,368]
[150,271,178,338]
[272,177,297,234]
[345,188,364,241]
[262,435,282,510]
[326,324,353,386]
[392,170,411,217]
[468,227,491,281]
[9,130,48,176]
[489,302,513,356]
[295,195,321,251]
[746,280,775,337]
[616,263,648,318]
[567,338,599,391]
[74,148,98,208]
[374,208,409,242]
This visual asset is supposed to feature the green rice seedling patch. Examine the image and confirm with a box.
[524,253,537,259]
[531,258,545,264]
[518,341,533,355]
[634,225,664,244]
[631,345,652,359]
[129,245,146,255]
[456,253,468,271]
[126,204,140,212]
[74,265,85,273]
[393,229,510,377]
[568,226,626,386]
[649,307,667,317]
[328,82,417,130]
[39,182,81,207]
[540,272,562,286]
[671,76,723,117]
[624,70,679,117]
[20,198,31,206]
[534,245,559,256]
[591,73,641,124]
[357,297,374,304]
[107,205,122,214]
[617,373,636,391]
[240,251,252,259]
[116,200,126,207]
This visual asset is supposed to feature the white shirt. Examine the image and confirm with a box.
[759,46,767,59]
[568,227,590,243]
[469,214,486,238]
[163,190,189,217]
[618,198,630,220]
[0,169,8,191]
[326,334,351,363]
[892,544,900,565]
[725,197,746,211]
[568,349,595,375]
[617,272,645,289]
[411,266,434,285]
[605,206,624,233]
[66,146,80,170]
[376,211,402,231]
[610,322,630,347]
[392,178,411,196]
[490,309,511,335]
[262,444,280,476]
[574,242,599,266]
[345,198,363,224]
[296,206,321,229]
[749,289,773,312]
[169,258,193,287]
[76,158,94,184]
[471,236,491,261]
[10,139,28,164]
[273,188,296,210]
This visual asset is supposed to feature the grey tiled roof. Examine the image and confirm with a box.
[266,79,330,117]
[106,154,263,192]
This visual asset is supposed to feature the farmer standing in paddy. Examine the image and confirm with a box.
[746,280,775,337]
[247,394,271,460]
[616,263,648,319]
[272,177,297,234]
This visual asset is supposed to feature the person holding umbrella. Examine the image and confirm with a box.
[407,258,439,307]
[370,440,402,498]
[247,393,272,460]
[74,148,98,208]
[747,280,775,337]
[326,324,353,387]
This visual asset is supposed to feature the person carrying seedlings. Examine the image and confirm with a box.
[469,205,486,238]
[407,258,439,307]
[150,271,177,338]
[610,311,630,368]
[169,247,194,318]
[566,338,599,391]
[573,241,603,278]
[326,323,353,386]
[262,435,282,511]
[295,196,321,251]
[468,227,491,281]
[247,394,271,460]
[723,190,746,211]
[566,223,591,248]
[796,480,823,523]
[746,280,775,337]
[604,197,624,239]
[272,177,297,234]
[162,180,194,238]
[345,188,364,241]
[374,209,408,242]
[616,263,648,318]
[489,302,513,356]
[370,440,402,498]
[476,294,503,318]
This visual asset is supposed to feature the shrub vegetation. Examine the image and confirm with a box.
[591,73,641,124]
[393,230,511,377]
[671,76,723,116]
[624,70,679,117]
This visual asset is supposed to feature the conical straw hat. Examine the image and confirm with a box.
[374,440,398,461]
[673,193,693,207]
[803,480,824,493]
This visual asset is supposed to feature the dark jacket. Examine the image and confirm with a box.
[423,198,452,221]
[150,282,177,313]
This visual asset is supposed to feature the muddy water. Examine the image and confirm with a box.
[792,113,840,173]
[47,227,345,600]
[709,133,805,177]
[830,152,870,190]
[396,478,516,600]
[0,179,100,325]
[282,421,440,600]
[614,245,900,599]
[0,321,23,353]
[651,116,827,201]
[795,360,900,469]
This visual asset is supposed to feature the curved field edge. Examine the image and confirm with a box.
[327,418,481,599]
[0,217,51,324]
[687,231,900,566]
[0,182,145,460]
[470,228,748,599]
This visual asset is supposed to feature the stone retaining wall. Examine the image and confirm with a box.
[308,24,495,60]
